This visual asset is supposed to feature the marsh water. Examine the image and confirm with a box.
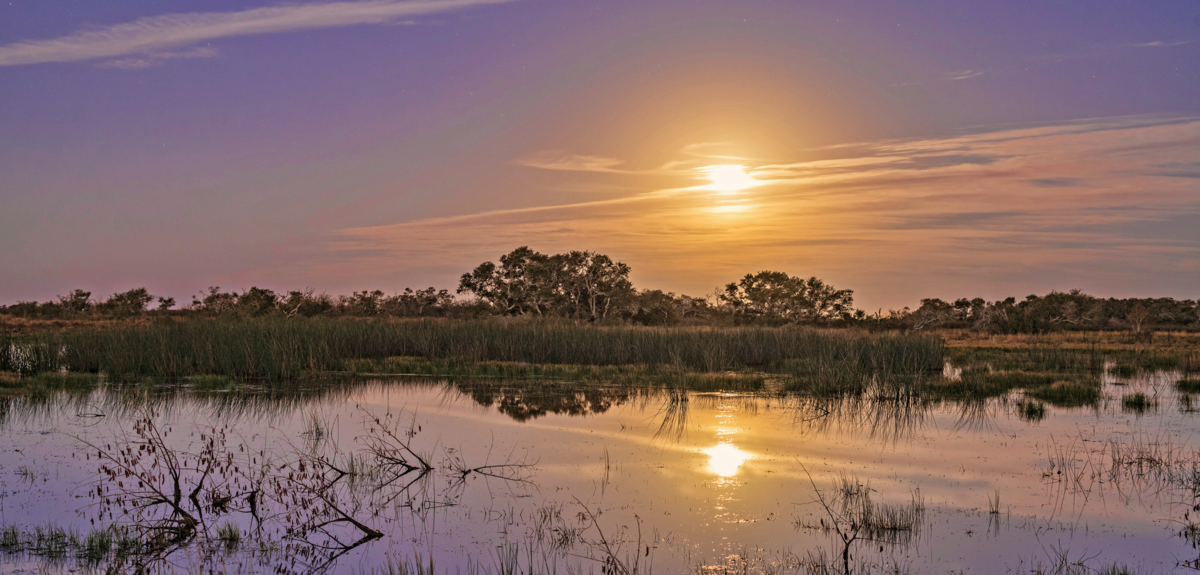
[1,370,1198,574]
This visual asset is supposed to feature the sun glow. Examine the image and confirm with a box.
[701,165,759,194]
[702,443,751,477]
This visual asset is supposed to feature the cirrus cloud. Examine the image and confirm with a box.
[0,0,518,67]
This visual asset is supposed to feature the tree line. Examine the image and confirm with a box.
[2,247,1196,333]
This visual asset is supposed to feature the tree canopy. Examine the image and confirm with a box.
[457,247,633,321]
[719,271,855,324]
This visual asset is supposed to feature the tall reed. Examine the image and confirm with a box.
[0,318,946,382]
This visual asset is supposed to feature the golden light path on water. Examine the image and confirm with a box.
[702,443,752,477]
[701,394,754,477]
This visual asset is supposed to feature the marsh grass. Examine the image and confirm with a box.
[1025,380,1101,407]
[797,470,926,573]
[923,369,1059,402]
[216,522,241,551]
[0,319,946,383]
[0,371,99,400]
[946,346,1104,374]
[0,524,133,566]
[1175,378,1200,394]
[1017,399,1047,422]
[187,374,236,390]
[1108,364,1139,378]
[1121,392,1156,414]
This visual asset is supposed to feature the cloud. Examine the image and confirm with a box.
[950,70,983,80]
[515,152,628,173]
[1028,177,1082,187]
[98,46,219,69]
[295,115,1200,307]
[1125,40,1194,48]
[0,0,516,67]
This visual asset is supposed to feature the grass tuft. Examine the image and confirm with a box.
[1121,392,1156,414]
[1025,380,1100,407]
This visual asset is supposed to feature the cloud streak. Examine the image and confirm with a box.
[97,46,220,69]
[0,0,516,67]
[293,115,1200,308]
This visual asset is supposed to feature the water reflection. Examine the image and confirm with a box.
[703,443,751,477]
[1,375,1199,574]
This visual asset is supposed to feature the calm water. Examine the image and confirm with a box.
[0,371,1197,573]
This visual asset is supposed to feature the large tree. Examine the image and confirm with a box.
[549,251,633,320]
[457,246,556,316]
[458,247,633,320]
[719,271,854,324]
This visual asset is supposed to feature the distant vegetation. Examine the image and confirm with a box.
[2,246,1196,333]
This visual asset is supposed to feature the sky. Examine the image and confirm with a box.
[1,0,1198,311]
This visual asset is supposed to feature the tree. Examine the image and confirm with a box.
[458,247,555,316]
[57,289,93,314]
[911,298,952,330]
[237,287,279,316]
[548,251,633,320]
[380,287,455,317]
[458,247,635,320]
[1126,304,1151,334]
[99,288,155,317]
[191,286,238,314]
[719,271,854,324]
[338,290,385,316]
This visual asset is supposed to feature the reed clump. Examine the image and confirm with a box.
[1016,399,1047,422]
[1121,392,1155,414]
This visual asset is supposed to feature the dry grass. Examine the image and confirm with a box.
[936,329,1200,352]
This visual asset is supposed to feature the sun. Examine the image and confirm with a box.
[701,165,759,194]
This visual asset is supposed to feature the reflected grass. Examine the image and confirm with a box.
[348,357,767,392]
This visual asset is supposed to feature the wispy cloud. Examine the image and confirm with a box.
[949,69,983,80]
[300,115,1200,307]
[0,0,516,67]
[515,152,629,173]
[97,46,220,69]
[1124,40,1194,48]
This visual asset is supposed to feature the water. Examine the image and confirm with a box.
[0,372,1197,573]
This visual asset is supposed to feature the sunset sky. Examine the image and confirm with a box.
[2,0,1198,310]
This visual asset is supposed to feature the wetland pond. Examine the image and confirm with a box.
[1,370,1199,574]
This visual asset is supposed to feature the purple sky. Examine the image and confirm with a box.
[2,0,1198,310]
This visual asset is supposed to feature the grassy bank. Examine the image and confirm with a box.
[1,318,946,383]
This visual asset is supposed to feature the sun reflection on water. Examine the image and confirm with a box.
[702,443,751,477]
